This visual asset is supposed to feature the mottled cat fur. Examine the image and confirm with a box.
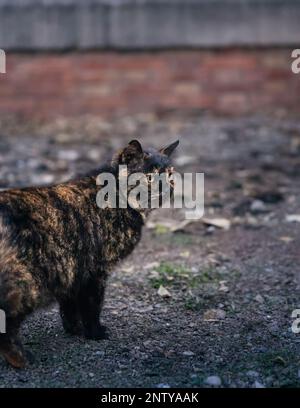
[0,139,179,368]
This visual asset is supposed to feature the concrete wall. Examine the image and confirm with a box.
[0,0,299,50]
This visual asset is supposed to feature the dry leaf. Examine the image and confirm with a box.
[157,285,172,298]
[219,280,229,293]
[203,308,226,321]
[279,236,294,243]
[146,218,197,233]
[202,217,231,230]
[144,261,160,270]
[147,216,231,233]
[121,265,135,273]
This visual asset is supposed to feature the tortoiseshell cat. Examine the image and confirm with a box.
[0,139,179,368]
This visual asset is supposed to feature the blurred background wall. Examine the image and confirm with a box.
[0,0,299,120]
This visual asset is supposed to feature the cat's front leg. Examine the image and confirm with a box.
[78,276,108,340]
[59,296,82,335]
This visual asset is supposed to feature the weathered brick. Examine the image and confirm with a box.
[0,50,298,120]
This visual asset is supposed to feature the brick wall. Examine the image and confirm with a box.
[0,49,299,120]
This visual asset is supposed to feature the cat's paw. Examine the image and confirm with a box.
[62,320,83,336]
[84,325,109,340]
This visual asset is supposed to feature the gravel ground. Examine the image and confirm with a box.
[0,113,300,388]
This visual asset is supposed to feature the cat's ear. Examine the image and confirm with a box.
[159,140,179,157]
[120,140,143,164]
[128,140,143,154]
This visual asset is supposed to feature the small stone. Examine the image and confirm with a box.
[182,351,195,357]
[207,226,215,233]
[88,372,95,378]
[204,376,222,386]
[254,380,265,388]
[156,383,171,388]
[255,294,264,304]
[86,149,102,162]
[94,351,105,356]
[31,174,55,186]
[250,200,267,214]
[57,149,80,161]
[286,214,300,223]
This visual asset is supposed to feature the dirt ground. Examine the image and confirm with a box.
[0,113,300,388]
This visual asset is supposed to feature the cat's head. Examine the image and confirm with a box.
[113,139,179,210]
[114,139,179,173]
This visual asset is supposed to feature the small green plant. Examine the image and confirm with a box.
[154,230,200,246]
[184,296,202,311]
[149,262,221,290]
[150,262,191,289]
[257,351,290,370]
[154,224,170,235]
